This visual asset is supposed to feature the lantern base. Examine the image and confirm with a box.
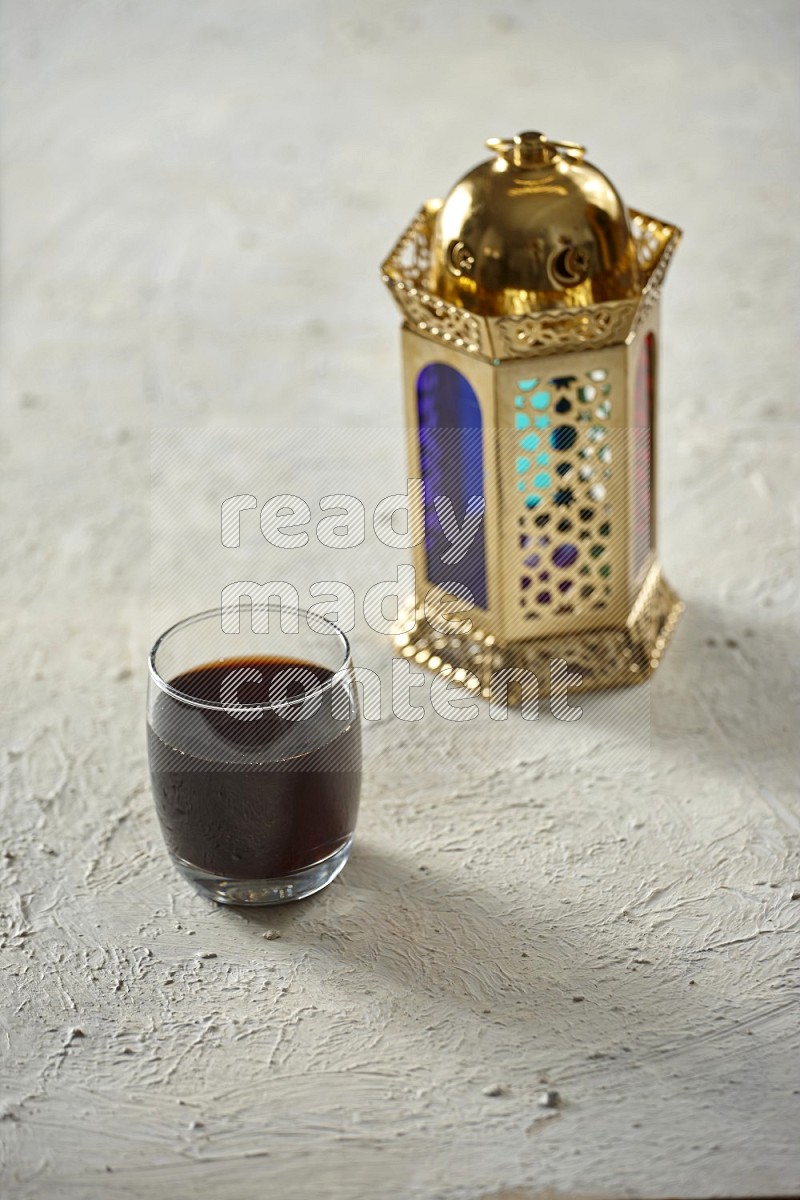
[393,562,682,702]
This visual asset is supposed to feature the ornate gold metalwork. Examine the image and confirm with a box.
[382,204,680,360]
[628,215,682,343]
[393,280,489,356]
[393,563,683,702]
[499,364,627,639]
[383,133,682,701]
[493,302,638,357]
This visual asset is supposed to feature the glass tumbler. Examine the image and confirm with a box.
[147,605,361,905]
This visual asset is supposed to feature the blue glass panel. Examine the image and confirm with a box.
[417,364,488,610]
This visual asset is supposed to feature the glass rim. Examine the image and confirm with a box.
[148,604,352,714]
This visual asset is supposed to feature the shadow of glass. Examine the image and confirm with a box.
[227,839,712,1060]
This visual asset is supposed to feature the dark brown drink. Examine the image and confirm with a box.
[147,656,361,881]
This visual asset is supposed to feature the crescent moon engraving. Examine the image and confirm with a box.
[548,245,590,288]
[446,240,476,277]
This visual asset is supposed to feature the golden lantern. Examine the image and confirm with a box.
[381,131,683,700]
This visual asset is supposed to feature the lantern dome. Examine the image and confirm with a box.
[430,131,640,316]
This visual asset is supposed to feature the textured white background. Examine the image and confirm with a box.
[2,2,799,1198]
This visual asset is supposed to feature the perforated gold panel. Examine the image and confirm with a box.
[496,348,630,638]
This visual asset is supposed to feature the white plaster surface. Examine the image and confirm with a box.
[1,2,799,1197]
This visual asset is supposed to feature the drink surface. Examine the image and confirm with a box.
[148,656,362,878]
